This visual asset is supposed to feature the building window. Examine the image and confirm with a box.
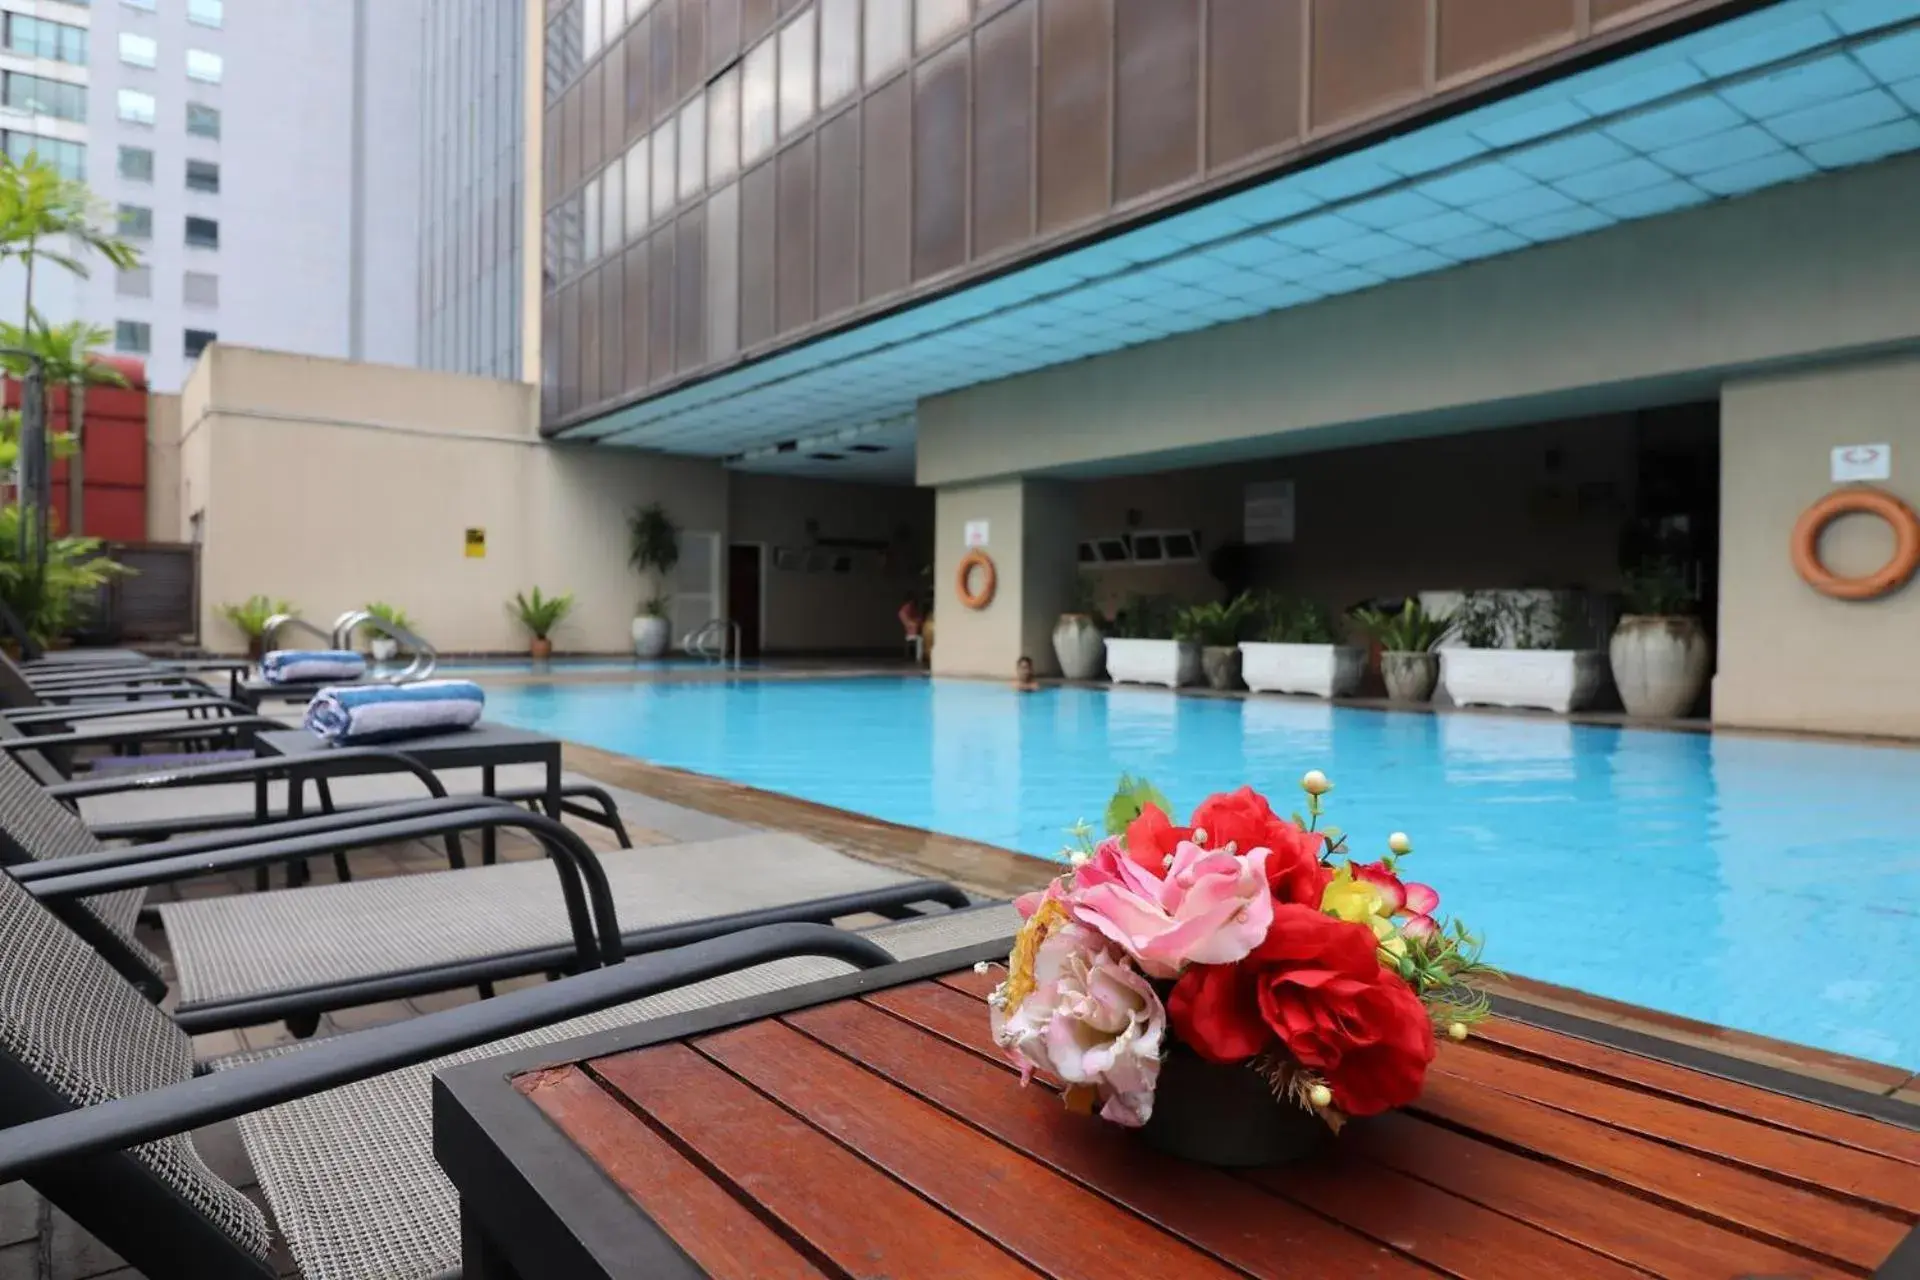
[117,267,152,298]
[117,89,157,126]
[186,102,220,138]
[187,0,222,28]
[118,146,154,182]
[3,133,85,180]
[183,271,218,307]
[185,159,219,193]
[5,73,87,123]
[185,215,218,248]
[185,49,222,84]
[4,15,89,64]
[117,204,153,238]
[184,328,216,359]
[114,320,151,354]
[119,32,157,68]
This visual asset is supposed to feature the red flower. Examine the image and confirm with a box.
[1122,803,1191,874]
[1168,904,1436,1116]
[1190,786,1330,907]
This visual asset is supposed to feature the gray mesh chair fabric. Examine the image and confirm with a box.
[0,749,165,985]
[222,903,1019,1280]
[157,831,921,1008]
[0,872,274,1270]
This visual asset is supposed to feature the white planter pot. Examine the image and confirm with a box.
[1441,648,1606,714]
[369,637,399,663]
[632,614,670,659]
[1104,638,1200,689]
[1052,614,1106,681]
[1238,643,1365,698]
[1609,615,1710,719]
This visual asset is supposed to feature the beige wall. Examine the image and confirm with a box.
[727,472,931,653]
[1072,414,1641,624]
[919,154,1920,487]
[1717,355,1920,737]
[932,479,1077,678]
[145,393,182,543]
[182,345,728,654]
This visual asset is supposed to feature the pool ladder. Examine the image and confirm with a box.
[685,617,742,668]
[260,611,439,683]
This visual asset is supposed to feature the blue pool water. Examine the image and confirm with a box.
[483,676,1920,1067]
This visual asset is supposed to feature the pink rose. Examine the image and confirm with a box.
[1354,860,1441,940]
[1067,838,1273,978]
[990,924,1165,1127]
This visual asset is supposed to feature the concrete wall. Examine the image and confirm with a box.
[1717,355,1920,738]
[919,154,1920,488]
[180,345,727,654]
[145,393,182,543]
[1072,414,1640,624]
[932,479,1077,678]
[727,472,931,653]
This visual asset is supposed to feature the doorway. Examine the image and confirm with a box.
[728,543,764,659]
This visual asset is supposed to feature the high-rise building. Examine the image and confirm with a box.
[0,0,425,392]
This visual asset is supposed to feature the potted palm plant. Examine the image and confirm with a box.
[1352,599,1453,703]
[358,601,413,662]
[1610,559,1709,718]
[1051,573,1108,681]
[510,588,573,660]
[219,595,294,660]
[1440,591,1605,714]
[1177,594,1255,691]
[1240,594,1365,698]
[628,502,679,659]
[1104,595,1199,689]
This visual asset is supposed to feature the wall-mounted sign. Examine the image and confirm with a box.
[1831,443,1891,483]
[464,527,486,558]
[964,519,990,549]
[1244,481,1295,544]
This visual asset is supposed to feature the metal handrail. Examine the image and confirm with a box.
[262,614,333,651]
[331,610,438,683]
[683,617,742,668]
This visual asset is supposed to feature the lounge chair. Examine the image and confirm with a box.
[0,868,1016,1279]
[0,748,974,1035]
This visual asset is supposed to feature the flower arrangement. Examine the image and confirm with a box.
[989,771,1493,1138]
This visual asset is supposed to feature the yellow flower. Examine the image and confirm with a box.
[1320,866,1384,925]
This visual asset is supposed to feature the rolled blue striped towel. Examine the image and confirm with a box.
[262,649,368,684]
[302,680,485,744]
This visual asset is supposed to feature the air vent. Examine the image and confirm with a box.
[1076,529,1203,568]
[809,452,846,461]
[847,443,888,453]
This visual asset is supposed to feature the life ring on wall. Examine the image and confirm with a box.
[1789,487,1920,601]
[956,550,997,610]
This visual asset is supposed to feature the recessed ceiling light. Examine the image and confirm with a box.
[809,452,845,461]
[848,443,888,453]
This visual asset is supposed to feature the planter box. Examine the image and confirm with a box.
[1239,643,1365,698]
[1441,648,1606,714]
[1104,638,1200,689]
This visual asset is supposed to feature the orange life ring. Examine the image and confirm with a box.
[956,550,997,610]
[1790,486,1920,601]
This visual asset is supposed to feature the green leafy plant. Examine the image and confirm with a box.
[356,601,415,652]
[1107,594,1179,640]
[0,154,139,332]
[628,503,679,622]
[1353,599,1453,653]
[219,595,294,642]
[1621,557,1697,617]
[1065,571,1107,625]
[511,588,574,640]
[1452,593,1506,650]
[1102,773,1172,837]
[1252,593,1338,644]
[640,595,669,618]
[1175,593,1255,646]
[0,505,129,647]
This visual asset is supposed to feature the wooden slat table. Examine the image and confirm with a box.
[434,945,1920,1279]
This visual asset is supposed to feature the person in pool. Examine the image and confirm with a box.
[1015,656,1039,692]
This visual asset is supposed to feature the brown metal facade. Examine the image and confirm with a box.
[541,0,1735,432]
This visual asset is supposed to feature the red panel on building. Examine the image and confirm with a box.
[5,358,150,542]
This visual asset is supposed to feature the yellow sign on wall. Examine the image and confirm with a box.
[464,528,486,559]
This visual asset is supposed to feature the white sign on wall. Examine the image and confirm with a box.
[1831,443,1892,483]
[964,519,990,548]
[1244,480,1296,544]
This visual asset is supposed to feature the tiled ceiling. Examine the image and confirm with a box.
[727,414,918,481]
[566,0,1920,481]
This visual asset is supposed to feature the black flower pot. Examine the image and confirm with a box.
[1139,1047,1327,1167]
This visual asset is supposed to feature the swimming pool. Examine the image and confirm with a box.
[483,676,1920,1067]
